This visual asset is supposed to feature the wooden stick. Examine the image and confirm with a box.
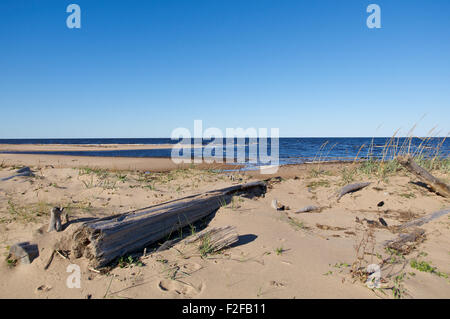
[44,251,56,270]
[397,155,450,198]
[47,207,63,232]
[336,182,371,201]
[295,205,321,213]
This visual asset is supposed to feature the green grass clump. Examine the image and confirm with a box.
[340,168,356,185]
[118,255,143,268]
[199,235,215,257]
[287,217,305,230]
[306,179,330,189]
[410,259,448,278]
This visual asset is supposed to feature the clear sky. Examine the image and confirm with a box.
[0,0,449,138]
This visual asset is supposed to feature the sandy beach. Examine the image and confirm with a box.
[0,148,449,299]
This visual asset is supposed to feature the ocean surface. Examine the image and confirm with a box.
[1,138,448,169]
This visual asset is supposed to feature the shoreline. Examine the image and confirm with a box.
[0,143,194,152]
[0,152,362,179]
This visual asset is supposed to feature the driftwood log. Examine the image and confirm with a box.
[384,208,450,253]
[183,225,239,255]
[397,155,450,198]
[70,181,266,268]
[295,205,321,213]
[47,207,64,232]
[384,228,425,252]
[336,182,371,201]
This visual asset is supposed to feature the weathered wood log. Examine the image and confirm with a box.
[384,228,425,252]
[397,208,450,231]
[70,181,266,268]
[336,182,371,201]
[183,225,239,255]
[8,242,39,265]
[47,207,63,232]
[295,205,321,213]
[397,155,450,198]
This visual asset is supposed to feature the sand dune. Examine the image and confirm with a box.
[0,154,449,299]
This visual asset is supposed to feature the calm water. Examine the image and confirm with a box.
[1,138,448,168]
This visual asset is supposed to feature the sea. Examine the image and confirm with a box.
[0,137,448,170]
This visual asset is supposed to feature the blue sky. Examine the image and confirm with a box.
[0,0,449,138]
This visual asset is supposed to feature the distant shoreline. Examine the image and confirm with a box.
[0,143,191,152]
[0,152,242,172]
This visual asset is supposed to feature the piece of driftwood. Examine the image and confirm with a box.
[47,207,64,232]
[43,251,56,270]
[70,181,266,268]
[397,208,450,231]
[384,228,425,252]
[336,182,371,201]
[183,225,239,254]
[8,242,39,265]
[295,205,320,213]
[397,155,450,198]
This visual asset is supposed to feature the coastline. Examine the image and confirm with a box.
[0,143,192,152]
[0,143,359,176]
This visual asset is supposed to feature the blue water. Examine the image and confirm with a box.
[0,138,448,168]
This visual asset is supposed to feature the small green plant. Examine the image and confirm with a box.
[118,255,143,268]
[340,168,356,185]
[309,169,332,178]
[143,183,156,191]
[306,179,330,189]
[189,224,197,236]
[287,216,305,230]
[410,259,433,272]
[81,175,95,189]
[399,192,416,199]
[116,173,127,183]
[218,197,227,208]
[392,273,406,299]
[333,262,350,269]
[6,258,17,268]
[275,247,284,256]
[410,259,448,278]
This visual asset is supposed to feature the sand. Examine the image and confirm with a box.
[0,143,186,152]
[0,149,449,299]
